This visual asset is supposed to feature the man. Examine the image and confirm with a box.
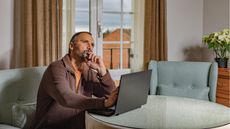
[32,32,118,129]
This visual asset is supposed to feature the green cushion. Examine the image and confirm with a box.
[157,85,210,101]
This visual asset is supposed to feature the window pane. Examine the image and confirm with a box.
[102,13,132,69]
[123,14,133,29]
[123,0,133,12]
[123,14,133,69]
[103,0,121,12]
[75,0,89,32]
[102,13,121,34]
[122,43,130,68]
[103,44,120,69]
[75,12,89,32]
[123,14,133,41]
[76,0,89,11]
[122,28,131,69]
[103,13,120,69]
[103,43,131,69]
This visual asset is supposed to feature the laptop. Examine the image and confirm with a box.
[88,70,152,116]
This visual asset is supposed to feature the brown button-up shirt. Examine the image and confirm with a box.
[32,54,116,129]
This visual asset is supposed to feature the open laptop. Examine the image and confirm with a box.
[88,70,152,116]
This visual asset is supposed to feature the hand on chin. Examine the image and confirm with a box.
[86,60,99,71]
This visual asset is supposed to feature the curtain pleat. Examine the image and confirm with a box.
[36,0,45,66]
[144,0,167,69]
[13,0,63,68]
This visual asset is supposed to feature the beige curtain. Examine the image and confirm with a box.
[13,0,63,68]
[144,0,167,69]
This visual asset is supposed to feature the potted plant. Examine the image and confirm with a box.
[202,29,230,68]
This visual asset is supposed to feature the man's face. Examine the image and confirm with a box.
[69,33,94,61]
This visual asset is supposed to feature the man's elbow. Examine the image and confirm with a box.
[56,93,74,107]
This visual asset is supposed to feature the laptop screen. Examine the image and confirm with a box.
[115,70,152,115]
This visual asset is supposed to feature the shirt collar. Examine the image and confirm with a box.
[62,54,90,75]
[62,54,75,74]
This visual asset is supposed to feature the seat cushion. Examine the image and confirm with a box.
[157,85,210,101]
[0,124,20,129]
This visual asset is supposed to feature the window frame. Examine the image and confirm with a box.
[63,0,145,80]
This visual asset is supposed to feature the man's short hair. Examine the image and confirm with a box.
[69,31,92,43]
[68,31,92,54]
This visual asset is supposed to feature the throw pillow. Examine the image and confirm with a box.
[11,102,36,129]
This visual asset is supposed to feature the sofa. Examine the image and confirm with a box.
[148,60,218,102]
[0,67,47,129]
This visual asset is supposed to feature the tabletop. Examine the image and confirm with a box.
[86,95,230,129]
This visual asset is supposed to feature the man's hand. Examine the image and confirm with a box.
[104,88,119,108]
[86,52,106,76]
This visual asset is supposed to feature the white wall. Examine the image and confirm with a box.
[167,0,203,61]
[0,0,14,69]
[203,0,229,35]
[203,0,230,67]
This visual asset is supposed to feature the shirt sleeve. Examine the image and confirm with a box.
[91,69,116,97]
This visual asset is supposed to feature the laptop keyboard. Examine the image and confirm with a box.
[88,108,115,116]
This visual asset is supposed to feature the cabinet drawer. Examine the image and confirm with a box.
[218,68,230,77]
[217,89,230,95]
[217,78,230,92]
[216,97,230,107]
[217,68,230,107]
[216,91,230,99]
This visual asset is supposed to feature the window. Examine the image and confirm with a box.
[73,0,144,79]
[75,0,89,32]
[102,0,133,70]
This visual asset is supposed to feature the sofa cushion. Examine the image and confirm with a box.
[157,85,210,101]
[157,61,211,88]
[11,103,36,129]
[0,124,20,129]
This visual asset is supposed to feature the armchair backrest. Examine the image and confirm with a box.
[0,66,46,124]
[148,60,218,102]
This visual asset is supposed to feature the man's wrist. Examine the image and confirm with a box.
[98,67,106,76]
[104,99,108,107]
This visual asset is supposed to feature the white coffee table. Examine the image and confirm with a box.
[86,95,230,129]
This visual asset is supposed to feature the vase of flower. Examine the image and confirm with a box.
[203,29,230,68]
[215,58,228,68]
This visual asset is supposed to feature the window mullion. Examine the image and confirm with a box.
[90,0,97,45]
[120,0,123,69]
[97,0,103,57]
[90,0,103,57]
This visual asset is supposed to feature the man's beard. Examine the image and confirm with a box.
[78,50,89,62]
[82,50,88,58]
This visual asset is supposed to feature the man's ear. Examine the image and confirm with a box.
[69,42,74,50]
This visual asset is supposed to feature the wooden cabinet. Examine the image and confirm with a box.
[216,68,230,107]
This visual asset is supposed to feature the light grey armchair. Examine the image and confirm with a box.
[148,60,218,102]
[0,67,46,129]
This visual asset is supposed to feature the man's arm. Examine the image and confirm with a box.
[91,70,116,97]
[86,52,116,97]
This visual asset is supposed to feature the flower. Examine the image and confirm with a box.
[202,29,230,60]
